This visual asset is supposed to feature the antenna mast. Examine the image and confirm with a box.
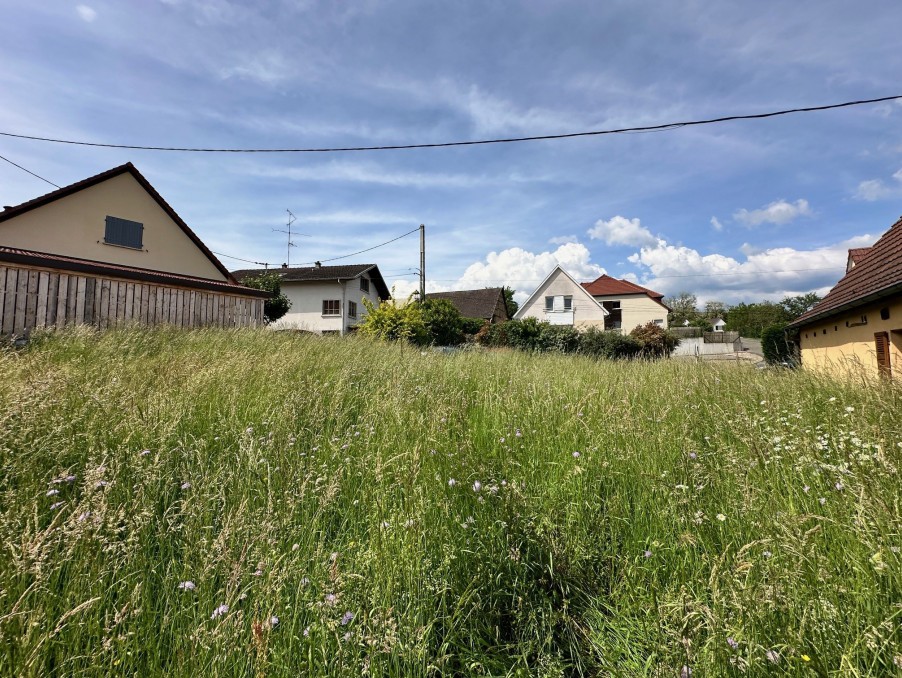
[271,209,310,267]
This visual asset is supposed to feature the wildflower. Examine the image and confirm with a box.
[716,513,727,522]
[64,475,77,483]
[845,406,854,413]
[727,637,739,650]
[300,577,310,585]
[572,451,581,459]
[803,485,810,493]
[472,480,482,493]
[95,480,109,488]
[178,581,196,591]
[252,569,263,577]
[380,521,391,529]
[270,615,279,627]
[324,594,337,606]
[342,631,351,641]
[643,550,652,558]
[801,654,810,662]
[340,611,354,625]
[211,604,229,619]
[500,437,505,443]
[834,482,844,491]
[49,501,64,510]
[688,452,697,460]
[404,519,415,528]
[303,626,310,637]
[765,649,780,664]
[77,512,90,522]
[292,543,299,551]
[515,429,522,437]
[763,550,772,558]
[46,489,59,497]
[246,427,254,434]
[181,482,191,490]
[329,552,338,562]
[140,449,151,457]
[447,478,457,487]
[819,497,827,505]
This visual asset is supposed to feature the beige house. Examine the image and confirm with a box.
[789,216,902,380]
[233,263,389,335]
[1,163,267,336]
[514,265,609,328]
[581,274,670,332]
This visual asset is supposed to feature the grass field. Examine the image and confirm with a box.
[0,327,900,676]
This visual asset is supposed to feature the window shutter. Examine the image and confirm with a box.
[104,216,144,249]
[875,332,891,378]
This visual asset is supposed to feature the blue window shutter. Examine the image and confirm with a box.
[104,216,144,249]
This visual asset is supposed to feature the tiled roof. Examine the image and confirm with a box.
[425,288,508,320]
[0,162,237,283]
[0,245,269,297]
[581,274,670,309]
[232,264,390,299]
[790,217,902,328]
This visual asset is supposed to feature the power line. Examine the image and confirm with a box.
[1,95,898,154]
[0,152,60,188]
[211,250,270,267]
[293,227,420,266]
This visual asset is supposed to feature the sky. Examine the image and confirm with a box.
[2,1,902,305]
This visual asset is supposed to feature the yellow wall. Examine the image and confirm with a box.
[591,293,669,332]
[0,173,227,281]
[799,296,902,380]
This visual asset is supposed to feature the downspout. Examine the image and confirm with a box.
[339,279,346,336]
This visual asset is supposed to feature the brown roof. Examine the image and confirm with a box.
[0,245,269,297]
[425,288,508,320]
[232,264,390,300]
[581,274,670,310]
[0,162,237,284]
[790,217,902,328]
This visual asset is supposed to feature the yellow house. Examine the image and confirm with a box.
[789,216,902,380]
[581,274,670,332]
[1,163,268,336]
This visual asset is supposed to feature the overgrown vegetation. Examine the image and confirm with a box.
[665,291,822,338]
[761,324,799,366]
[1,327,900,676]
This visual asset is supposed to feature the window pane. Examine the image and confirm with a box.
[545,296,553,310]
[563,296,572,310]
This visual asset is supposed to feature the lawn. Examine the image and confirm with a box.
[0,327,899,676]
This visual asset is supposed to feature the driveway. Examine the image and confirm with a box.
[739,337,763,356]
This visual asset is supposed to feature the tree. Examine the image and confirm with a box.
[629,322,680,357]
[241,271,291,324]
[357,296,429,344]
[761,324,798,366]
[704,300,727,319]
[420,298,465,346]
[502,286,519,318]
[780,293,821,320]
[725,302,789,338]
[665,291,700,326]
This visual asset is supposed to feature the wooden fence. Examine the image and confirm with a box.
[1,263,264,337]
[703,331,740,343]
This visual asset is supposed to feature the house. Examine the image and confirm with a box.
[232,263,389,335]
[580,274,670,331]
[514,265,609,327]
[711,317,727,332]
[788,216,902,380]
[0,163,268,337]
[425,288,509,324]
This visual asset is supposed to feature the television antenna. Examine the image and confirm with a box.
[272,209,311,267]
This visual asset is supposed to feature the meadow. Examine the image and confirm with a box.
[0,327,899,677]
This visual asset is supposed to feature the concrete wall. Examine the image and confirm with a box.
[591,293,668,332]
[517,269,606,328]
[799,296,902,380]
[0,173,228,281]
[271,275,382,334]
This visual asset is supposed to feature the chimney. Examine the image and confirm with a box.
[315,261,322,268]
[281,263,288,269]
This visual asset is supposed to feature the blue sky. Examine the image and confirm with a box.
[2,0,902,304]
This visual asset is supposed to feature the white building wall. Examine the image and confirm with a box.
[517,270,607,328]
[271,274,384,334]
[344,273,383,330]
[591,293,668,332]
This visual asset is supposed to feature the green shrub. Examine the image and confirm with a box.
[421,299,465,346]
[762,323,797,366]
[357,296,429,344]
[240,271,291,324]
[537,323,581,353]
[629,322,680,358]
[461,317,487,337]
[579,326,643,359]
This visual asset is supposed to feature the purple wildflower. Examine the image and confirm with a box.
[340,611,354,626]
[180,482,191,490]
[689,452,698,460]
[64,475,77,483]
[49,501,64,510]
[178,581,196,591]
[270,615,279,627]
[252,569,263,577]
[303,626,310,637]
[324,593,337,606]
[95,480,109,488]
[727,637,739,650]
[834,482,844,491]
[572,451,581,459]
[210,604,229,619]
[77,512,90,522]
[643,550,652,558]
[140,449,151,457]
[46,489,59,497]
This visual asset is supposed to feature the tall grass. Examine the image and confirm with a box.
[0,327,899,676]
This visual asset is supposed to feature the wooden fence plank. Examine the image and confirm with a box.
[75,277,88,324]
[46,273,59,326]
[36,272,50,328]
[1,268,16,335]
[23,270,39,333]
[14,269,29,334]
[99,279,111,328]
[124,282,134,321]
[84,278,96,324]
[55,275,69,328]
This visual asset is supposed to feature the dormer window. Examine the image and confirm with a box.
[104,216,144,249]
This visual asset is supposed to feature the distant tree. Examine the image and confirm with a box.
[779,293,821,320]
[502,286,519,318]
[665,291,700,326]
[725,302,789,338]
[704,300,728,319]
[420,298,465,346]
[241,271,291,324]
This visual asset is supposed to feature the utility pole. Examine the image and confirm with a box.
[419,224,426,303]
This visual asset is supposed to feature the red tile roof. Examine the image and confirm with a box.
[790,217,902,328]
[581,274,670,309]
[0,245,269,297]
[0,162,237,284]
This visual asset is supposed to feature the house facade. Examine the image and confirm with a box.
[232,263,389,335]
[789,216,902,380]
[425,288,509,324]
[514,266,608,328]
[0,163,267,337]
[581,274,670,332]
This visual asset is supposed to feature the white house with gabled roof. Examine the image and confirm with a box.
[514,265,609,328]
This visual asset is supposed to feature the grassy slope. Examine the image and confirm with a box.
[0,327,900,677]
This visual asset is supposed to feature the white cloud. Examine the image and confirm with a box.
[732,199,812,227]
[389,242,605,304]
[587,215,659,248]
[548,234,578,245]
[855,169,902,201]
[710,216,723,231]
[76,5,96,22]
[627,234,875,304]
[220,51,293,84]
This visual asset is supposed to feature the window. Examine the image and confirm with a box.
[104,216,143,249]
[880,307,890,320]
[544,296,554,311]
[348,301,357,318]
[654,319,664,326]
[322,300,340,316]
[612,301,621,310]
[360,277,370,293]
[563,296,572,310]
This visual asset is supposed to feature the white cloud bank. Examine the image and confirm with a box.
[76,5,96,22]
[855,169,902,201]
[733,199,812,226]
[587,215,659,248]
